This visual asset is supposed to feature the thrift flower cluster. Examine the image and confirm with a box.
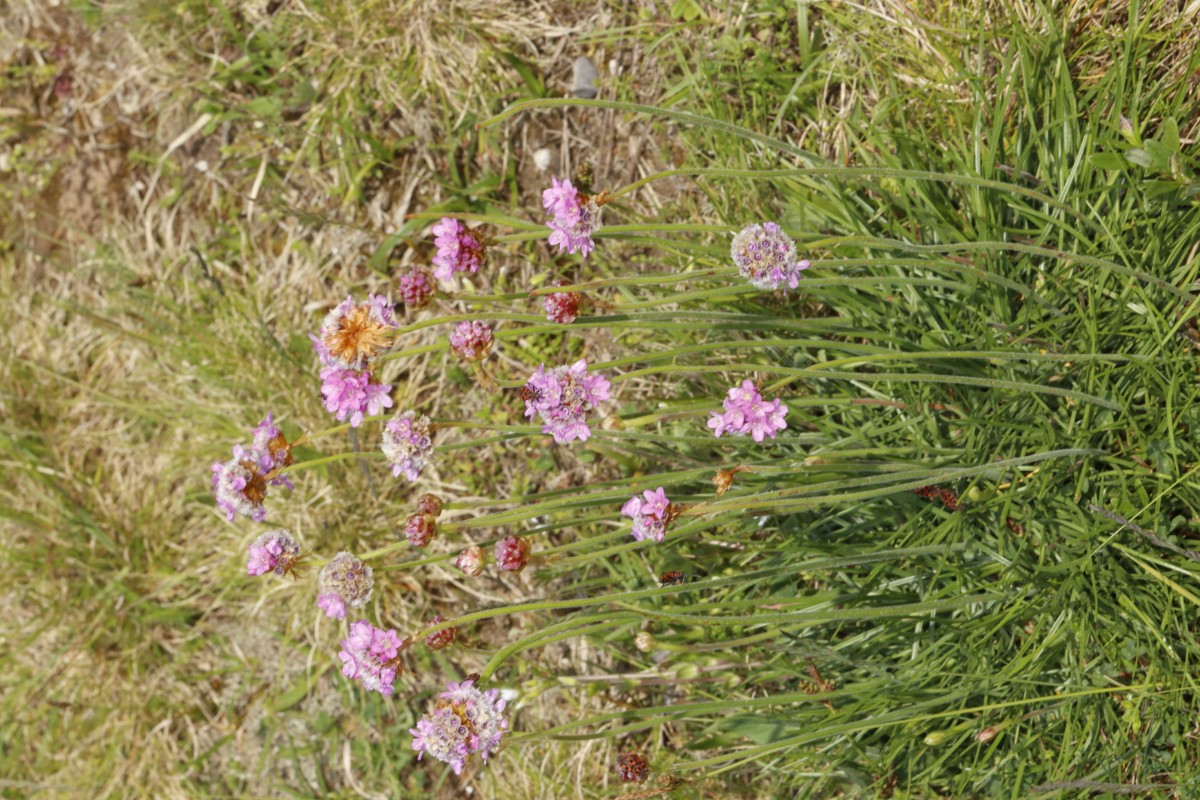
[543,177,601,257]
[708,380,789,441]
[338,619,403,696]
[410,678,508,775]
[432,217,486,282]
[523,359,611,444]
[218,177,813,779]
[621,487,671,543]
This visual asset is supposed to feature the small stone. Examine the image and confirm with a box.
[571,56,598,99]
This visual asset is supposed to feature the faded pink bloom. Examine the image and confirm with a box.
[405,513,437,547]
[454,546,486,577]
[313,294,398,369]
[730,222,810,291]
[449,320,494,362]
[543,282,582,324]
[410,678,508,774]
[381,411,434,481]
[317,552,374,620]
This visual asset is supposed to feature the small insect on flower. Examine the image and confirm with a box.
[423,615,457,650]
[616,751,650,784]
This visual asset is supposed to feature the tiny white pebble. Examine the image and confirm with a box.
[196,160,209,173]
[532,148,552,171]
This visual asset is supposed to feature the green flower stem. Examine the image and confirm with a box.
[477,612,643,682]
[412,545,957,642]
[675,684,1154,774]
[613,364,1123,411]
[804,235,1189,301]
[506,683,866,743]
[689,448,1099,515]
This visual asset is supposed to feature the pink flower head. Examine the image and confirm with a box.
[522,359,611,444]
[730,222,810,291]
[410,678,508,774]
[621,487,671,543]
[495,535,531,572]
[542,176,601,257]
[319,366,393,428]
[398,267,436,310]
[211,416,295,522]
[431,217,486,283]
[405,513,437,547]
[454,545,486,577]
[449,320,494,362]
[707,380,788,442]
[314,294,398,369]
[317,552,374,620]
[246,529,301,576]
[381,410,435,481]
[543,282,582,324]
[424,615,456,650]
[338,620,403,696]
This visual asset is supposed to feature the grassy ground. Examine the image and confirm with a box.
[3,0,1200,798]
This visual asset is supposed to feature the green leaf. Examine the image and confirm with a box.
[1089,152,1126,170]
[242,95,282,119]
[1162,117,1180,153]
[1125,148,1154,169]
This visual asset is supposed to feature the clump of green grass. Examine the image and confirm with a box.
[4,0,1200,797]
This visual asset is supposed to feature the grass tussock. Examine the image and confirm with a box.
[3,0,1200,797]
